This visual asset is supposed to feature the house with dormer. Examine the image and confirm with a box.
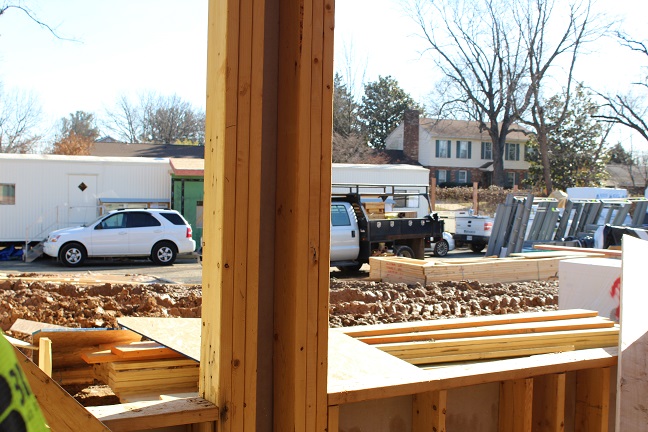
[384,111,531,187]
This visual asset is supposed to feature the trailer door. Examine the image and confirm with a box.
[330,203,359,261]
[68,175,98,226]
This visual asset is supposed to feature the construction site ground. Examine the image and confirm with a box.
[0,247,559,406]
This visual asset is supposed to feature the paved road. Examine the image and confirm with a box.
[0,247,484,285]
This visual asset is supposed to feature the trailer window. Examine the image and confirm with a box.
[331,205,351,226]
[0,184,15,205]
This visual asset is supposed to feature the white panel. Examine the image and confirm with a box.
[559,258,622,322]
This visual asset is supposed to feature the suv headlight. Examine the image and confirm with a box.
[49,235,61,243]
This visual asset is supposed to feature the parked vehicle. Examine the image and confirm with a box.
[453,212,494,253]
[43,209,196,267]
[330,185,446,272]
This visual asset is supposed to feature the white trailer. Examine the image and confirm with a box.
[331,164,432,218]
[0,154,172,245]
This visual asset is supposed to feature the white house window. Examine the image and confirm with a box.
[457,141,471,159]
[457,170,468,183]
[481,142,492,160]
[0,184,15,205]
[505,143,520,161]
[435,140,451,158]
[437,170,448,184]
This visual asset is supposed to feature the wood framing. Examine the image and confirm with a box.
[202,0,333,431]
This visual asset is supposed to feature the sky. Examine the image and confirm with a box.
[0,0,647,148]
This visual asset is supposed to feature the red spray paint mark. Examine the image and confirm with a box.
[610,277,621,320]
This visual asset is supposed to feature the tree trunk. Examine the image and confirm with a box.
[536,131,553,194]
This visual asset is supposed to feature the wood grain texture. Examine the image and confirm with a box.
[532,373,566,432]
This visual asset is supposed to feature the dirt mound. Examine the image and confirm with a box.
[0,274,559,332]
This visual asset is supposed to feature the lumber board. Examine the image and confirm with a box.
[376,328,619,359]
[357,317,614,345]
[412,390,446,432]
[52,365,96,386]
[110,340,184,360]
[118,316,200,361]
[415,345,576,367]
[328,345,618,406]
[10,318,66,335]
[38,337,52,377]
[86,397,219,432]
[110,358,198,371]
[81,349,121,364]
[13,346,110,432]
[576,367,610,432]
[3,333,38,350]
[532,373,566,432]
[533,244,622,257]
[340,309,600,338]
[499,378,533,432]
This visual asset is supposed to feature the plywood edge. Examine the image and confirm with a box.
[86,397,218,432]
[328,346,617,405]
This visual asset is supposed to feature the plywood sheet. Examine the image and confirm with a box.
[617,235,648,431]
[118,317,201,361]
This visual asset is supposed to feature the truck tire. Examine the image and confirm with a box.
[433,240,449,257]
[393,245,415,258]
[470,242,486,253]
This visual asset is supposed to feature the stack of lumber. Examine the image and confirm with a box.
[84,341,199,402]
[341,309,618,368]
[369,250,606,284]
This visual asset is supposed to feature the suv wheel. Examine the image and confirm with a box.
[151,241,177,266]
[60,242,87,267]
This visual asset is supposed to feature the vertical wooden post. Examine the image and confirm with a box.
[472,181,479,215]
[499,379,533,432]
[575,367,610,432]
[38,337,52,377]
[533,373,566,432]
[413,390,447,432]
[430,178,437,211]
[327,406,340,432]
[202,0,333,431]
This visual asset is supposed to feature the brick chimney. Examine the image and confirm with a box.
[403,109,420,162]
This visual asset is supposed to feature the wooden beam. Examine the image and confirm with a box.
[533,244,621,257]
[532,373,566,432]
[87,397,219,432]
[203,0,332,431]
[13,346,110,432]
[499,378,533,432]
[38,337,52,377]
[412,390,447,432]
[327,405,340,432]
[575,367,610,432]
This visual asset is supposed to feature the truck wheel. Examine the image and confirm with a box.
[470,242,486,253]
[151,241,177,266]
[59,242,87,267]
[393,245,415,258]
[433,240,449,257]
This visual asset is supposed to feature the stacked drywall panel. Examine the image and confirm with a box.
[559,258,622,322]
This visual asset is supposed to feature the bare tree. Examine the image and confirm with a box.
[104,93,205,144]
[51,132,94,156]
[0,89,42,153]
[332,132,389,164]
[593,33,648,145]
[408,0,604,187]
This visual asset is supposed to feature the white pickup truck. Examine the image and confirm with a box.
[453,212,494,253]
[330,192,447,272]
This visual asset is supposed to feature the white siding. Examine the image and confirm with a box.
[0,154,171,242]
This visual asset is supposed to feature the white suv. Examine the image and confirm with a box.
[43,209,196,267]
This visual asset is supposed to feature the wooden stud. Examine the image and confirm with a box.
[575,367,610,432]
[499,378,533,432]
[412,390,447,432]
[327,405,339,432]
[38,337,52,377]
[533,373,566,432]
